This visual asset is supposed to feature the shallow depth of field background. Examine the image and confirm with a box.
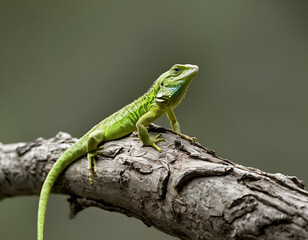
[1,1,307,239]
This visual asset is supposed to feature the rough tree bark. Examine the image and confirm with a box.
[0,124,307,240]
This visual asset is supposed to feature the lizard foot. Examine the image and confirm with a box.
[149,133,165,152]
[172,130,197,142]
[87,146,104,185]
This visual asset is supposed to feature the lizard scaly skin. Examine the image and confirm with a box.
[37,64,199,240]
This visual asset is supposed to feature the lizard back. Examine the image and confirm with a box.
[100,81,160,141]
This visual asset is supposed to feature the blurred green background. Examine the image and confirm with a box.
[1,0,307,239]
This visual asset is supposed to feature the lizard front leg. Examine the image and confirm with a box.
[166,109,181,132]
[136,104,165,152]
[86,129,105,184]
[166,108,196,142]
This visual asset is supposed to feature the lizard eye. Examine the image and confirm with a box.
[161,82,164,86]
[173,67,180,73]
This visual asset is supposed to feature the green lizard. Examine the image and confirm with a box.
[37,64,199,240]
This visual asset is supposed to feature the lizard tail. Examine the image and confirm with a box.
[37,144,84,240]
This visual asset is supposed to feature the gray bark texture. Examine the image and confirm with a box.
[0,124,308,240]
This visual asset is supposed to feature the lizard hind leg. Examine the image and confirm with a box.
[86,130,105,185]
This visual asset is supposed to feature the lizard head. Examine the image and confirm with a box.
[155,64,199,109]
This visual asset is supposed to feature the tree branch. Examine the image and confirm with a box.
[1,124,307,239]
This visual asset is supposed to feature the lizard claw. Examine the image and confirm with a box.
[149,133,165,152]
[153,133,162,139]
[152,143,162,152]
[152,133,165,142]
[152,134,165,144]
